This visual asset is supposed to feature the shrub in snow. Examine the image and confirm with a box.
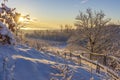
[51,64,73,80]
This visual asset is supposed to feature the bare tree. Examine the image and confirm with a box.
[64,24,72,33]
[74,8,111,59]
[60,25,63,32]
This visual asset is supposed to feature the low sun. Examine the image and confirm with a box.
[19,17,24,22]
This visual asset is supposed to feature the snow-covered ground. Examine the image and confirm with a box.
[0,44,105,80]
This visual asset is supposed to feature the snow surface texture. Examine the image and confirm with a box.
[0,44,101,80]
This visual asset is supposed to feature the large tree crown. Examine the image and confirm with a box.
[75,9,111,29]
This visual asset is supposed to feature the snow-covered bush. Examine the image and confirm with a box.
[0,3,15,44]
[0,21,15,44]
[0,0,30,45]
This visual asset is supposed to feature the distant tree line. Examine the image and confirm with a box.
[25,25,74,42]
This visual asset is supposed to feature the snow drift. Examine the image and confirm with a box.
[0,44,101,80]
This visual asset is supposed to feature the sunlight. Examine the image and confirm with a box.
[19,17,24,22]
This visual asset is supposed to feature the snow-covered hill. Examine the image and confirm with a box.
[0,44,102,80]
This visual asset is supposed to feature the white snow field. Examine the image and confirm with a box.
[0,44,103,80]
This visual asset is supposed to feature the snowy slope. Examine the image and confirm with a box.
[0,44,102,80]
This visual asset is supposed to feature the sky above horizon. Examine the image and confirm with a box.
[3,0,120,30]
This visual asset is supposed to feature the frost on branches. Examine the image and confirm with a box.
[0,1,27,45]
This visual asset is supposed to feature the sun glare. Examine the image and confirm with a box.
[19,17,24,22]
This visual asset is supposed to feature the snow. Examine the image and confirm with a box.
[0,44,102,80]
[0,21,15,44]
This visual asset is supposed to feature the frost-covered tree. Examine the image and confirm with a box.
[0,0,30,45]
[0,3,15,44]
[73,9,111,59]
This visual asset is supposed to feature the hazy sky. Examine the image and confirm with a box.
[4,0,120,29]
